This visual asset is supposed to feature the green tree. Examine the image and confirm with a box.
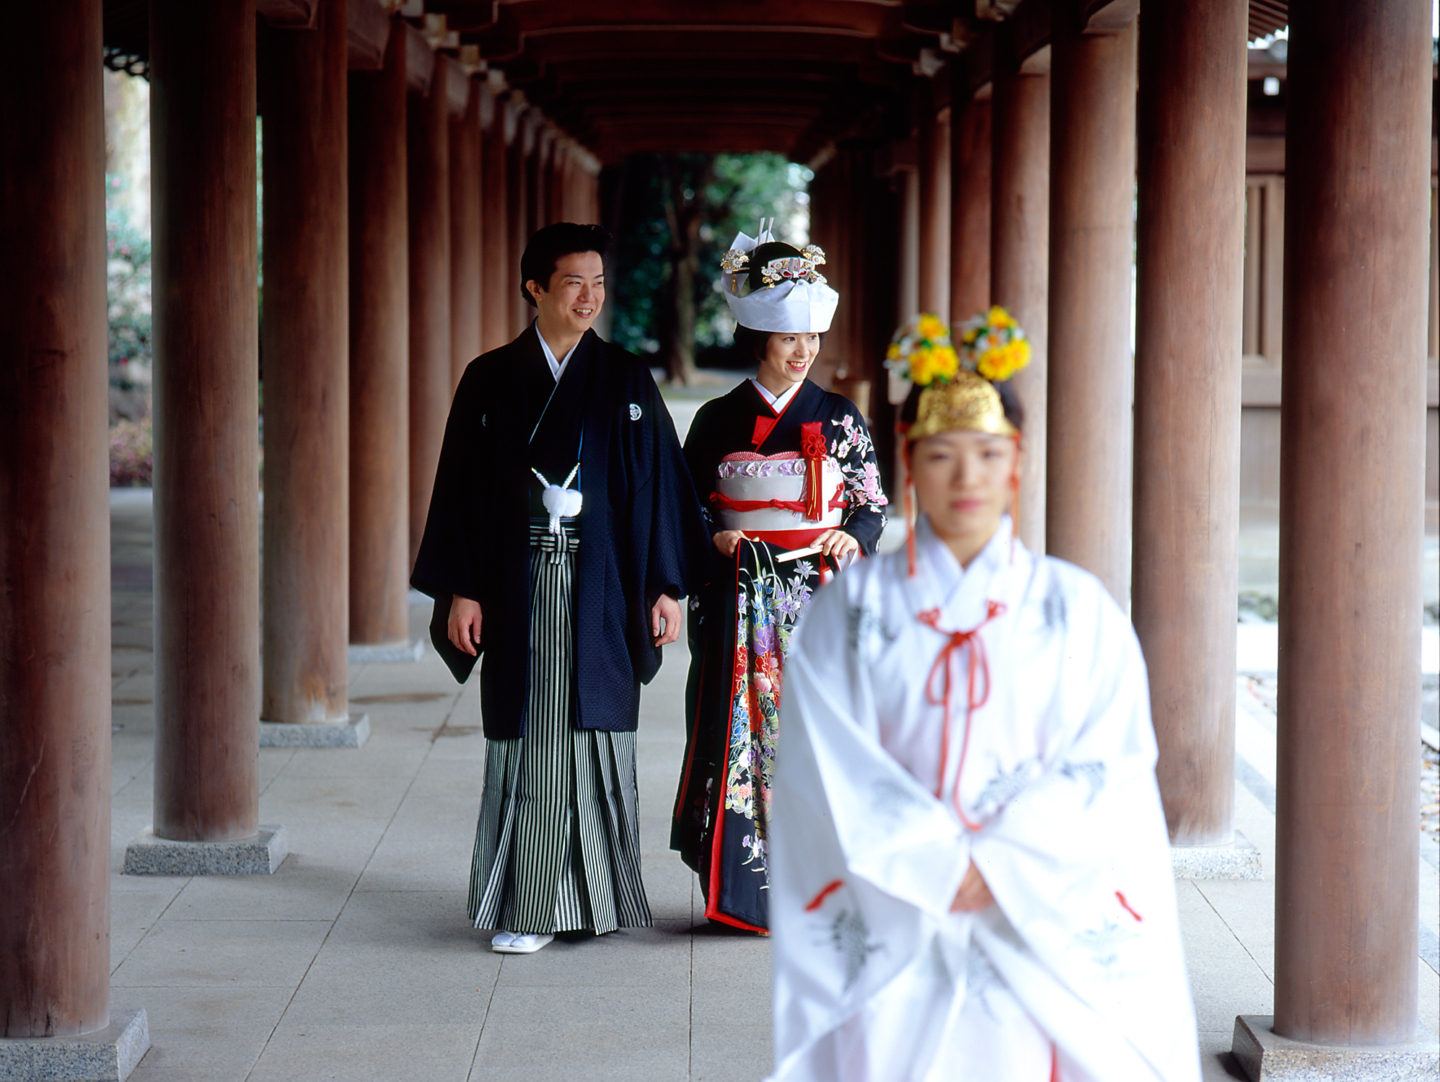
[610,153,811,384]
[105,173,152,377]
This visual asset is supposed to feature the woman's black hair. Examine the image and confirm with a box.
[733,325,828,365]
[900,377,1025,434]
[520,222,611,307]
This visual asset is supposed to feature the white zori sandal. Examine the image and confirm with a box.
[491,931,554,954]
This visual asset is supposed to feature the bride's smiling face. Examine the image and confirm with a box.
[759,332,821,389]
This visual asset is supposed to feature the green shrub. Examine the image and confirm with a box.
[109,419,153,487]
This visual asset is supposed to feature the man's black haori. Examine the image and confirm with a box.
[411,327,709,738]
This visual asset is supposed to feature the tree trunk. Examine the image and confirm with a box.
[657,155,709,385]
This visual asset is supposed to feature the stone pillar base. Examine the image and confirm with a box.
[123,826,288,876]
[1170,830,1262,880]
[0,1010,149,1082]
[1233,1015,1439,1080]
[348,639,425,663]
[259,712,370,748]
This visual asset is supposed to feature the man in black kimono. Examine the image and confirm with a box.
[411,222,708,954]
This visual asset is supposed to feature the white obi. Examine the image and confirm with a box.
[712,452,845,535]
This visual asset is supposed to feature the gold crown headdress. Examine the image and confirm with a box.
[885,306,1030,440]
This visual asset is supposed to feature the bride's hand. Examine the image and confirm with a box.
[814,529,859,561]
[714,530,748,557]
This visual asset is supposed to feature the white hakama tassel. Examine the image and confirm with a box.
[532,464,582,535]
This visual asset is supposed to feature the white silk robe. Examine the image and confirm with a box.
[768,516,1200,1082]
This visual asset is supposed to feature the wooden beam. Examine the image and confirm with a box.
[405,20,434,95]
[1080,0,1139,33]
[257,0,317,29]
[346,0,391,70]
[441,52,471,115]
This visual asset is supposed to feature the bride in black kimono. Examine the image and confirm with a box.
[671,225,888,931]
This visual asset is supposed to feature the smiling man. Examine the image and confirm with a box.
[411,223,708,955]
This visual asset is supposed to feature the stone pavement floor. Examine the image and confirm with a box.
[104,487,1439,1082]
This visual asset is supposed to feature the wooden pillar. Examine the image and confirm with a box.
[349,19,409,647]
[151,0,261,841]
[991,47,1050,552]
[260,0,350,727]
[407,57,451,566]
[1132,0,1246,846]
[0,0,110,1038]
[449,79,481,388]
[1274,0,1430,1045]
[542,131,562,225]
[528,123,549,236]
[918,104,952,319]
[506,101,531,339]
[898,162,921,320]
[1045,4,1137,603]
[950,93,992,321]
[479,85,510,352]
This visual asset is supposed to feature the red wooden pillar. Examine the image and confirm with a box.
[1045,3,1137,603]
[151,0,262,840]
[479,84,510,352]
[1132,0,1246,847]
[991,41,1050,551]
[1272,0,1430,1048]
[260,0,350,727]
[0,0,111,1038]
[950,92,991,322]
[917,102,952,319]
[506,102,532,339]
[449,77,481,388]
[349,20,410,648]
[407,55,452,566]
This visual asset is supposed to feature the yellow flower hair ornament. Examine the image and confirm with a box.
[883,313,960,388]
[958,305,1030,382]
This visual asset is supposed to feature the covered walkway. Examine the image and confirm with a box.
[4,1,1439,1079]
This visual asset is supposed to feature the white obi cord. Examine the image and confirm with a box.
[532,464,582,535]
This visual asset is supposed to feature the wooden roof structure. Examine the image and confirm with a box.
[103,0,1291,163]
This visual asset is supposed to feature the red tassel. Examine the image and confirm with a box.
[800,421,825,520]
[1009,433,1021,564]
[902,441,917,577]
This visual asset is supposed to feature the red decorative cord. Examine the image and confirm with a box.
[917,600,1006,830]
[710,482,846,519]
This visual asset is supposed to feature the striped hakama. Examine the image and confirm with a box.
[467,524,653,936]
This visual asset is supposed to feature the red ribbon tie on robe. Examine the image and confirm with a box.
[918,600,1007,830]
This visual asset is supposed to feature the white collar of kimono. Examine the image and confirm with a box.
[749,377,802,413]
[911,513,1016,621]
[534,321,580,381]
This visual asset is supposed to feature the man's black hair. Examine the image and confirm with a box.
[732,325,828,365]
[520,222,611,308]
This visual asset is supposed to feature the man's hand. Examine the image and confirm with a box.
[814,529,859,562]
[950,859,995,913]
[651,594,682,647]
[713,530,748,557]
[448,595,483,657]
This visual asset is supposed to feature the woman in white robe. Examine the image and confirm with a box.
[767,309,1201,1082]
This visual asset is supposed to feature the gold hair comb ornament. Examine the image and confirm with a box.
[720,249,751,274]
